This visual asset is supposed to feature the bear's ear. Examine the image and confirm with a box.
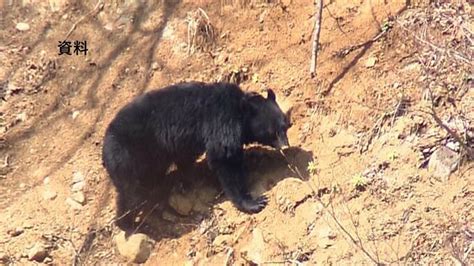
[267,89,276,101]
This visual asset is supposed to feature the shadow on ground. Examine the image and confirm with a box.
[76,145,312,263]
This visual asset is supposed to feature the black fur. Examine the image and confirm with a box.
[102,82,291,232]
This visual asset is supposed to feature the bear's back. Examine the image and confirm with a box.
[105,82,246,150]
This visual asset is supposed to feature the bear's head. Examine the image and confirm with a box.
[242,89,292,150]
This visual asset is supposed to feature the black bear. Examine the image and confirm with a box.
[102,81,291,232]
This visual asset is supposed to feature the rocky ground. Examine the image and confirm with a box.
[0,0,472,265]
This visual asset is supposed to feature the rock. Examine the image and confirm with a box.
[27,243,48,262]
[151,62,160,71]
[365,56,377,68]
[104,23,114,31]
[16,112,27,122]
[72,171,84,183]
[71,181,85,192]
[402,62,421,72]
[192,201,210,213]
[42,189,57,200]
[71,172,85,191]
[274,178,312,213]
[445,141,460,152]
[241,228,281,264]
[66,197,83,210]
[43,176,50,185]
[169,193,194,216]
[114,231,154,263]
[8,227,24,237]
[428,146,459,180]
[72,111,80,120]
[16,22,30,31]
[71,191,86,205]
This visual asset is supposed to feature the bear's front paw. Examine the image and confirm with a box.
[239,195,268,213]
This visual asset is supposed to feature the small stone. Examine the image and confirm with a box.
[169,193,194,216]
[365,56,377,68]
[71,181,85,192]
[16,22,30,31]
[242,228,271,264]
[43,176,50,185]
[8,227,24,237]
[19,183,27,189]
[71,191,86,205]
[66,197,83,210]
[42,189,57,200]
[151,62,160,71]
[16,112,27,122]
[445,141,460,152]
[114,231,154,263]
[402,62,421,72]
[104,22,113,31]
[27,243,48,262]
[72,171,84,183]
[428,146,460,180]
[72,111,80,120]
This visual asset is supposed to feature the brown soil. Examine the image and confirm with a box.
[0,0,472,265]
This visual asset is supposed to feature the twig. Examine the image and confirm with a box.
[65,0,105,40]
[310,0,323,78]
[334,23,390,58]
[396,20,473,67]
[132,201,161,235]
[327,200,382,264]
[109,200,148,226]
[420,106,474,160]
[418,87,474,160]
[279,150,382,265]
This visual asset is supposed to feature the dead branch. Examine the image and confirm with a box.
[310,0,323,78]
[279,151,383,265]
[65,0,105,40]
[396,20,473,67]
[419,106,474,160]
[334,25,391,58]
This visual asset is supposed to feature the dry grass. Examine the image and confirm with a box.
[186,8,217,54]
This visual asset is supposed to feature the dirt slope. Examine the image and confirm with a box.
[0,0,472,265]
